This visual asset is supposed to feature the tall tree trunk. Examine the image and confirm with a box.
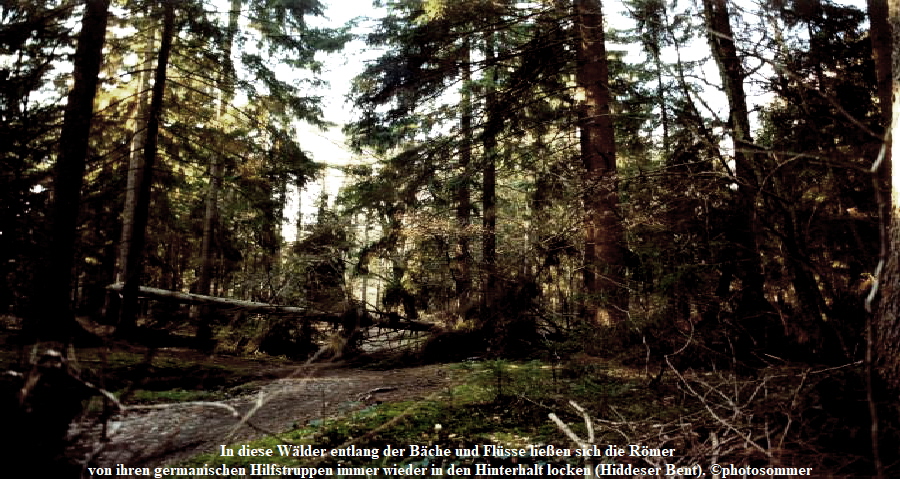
[482,32,499,306]
[118,1,175,336]
[13,1,110,475]
[29,0,111,343]
[193,155,222,343]
[870,0,894,258]
[295,177,305,241]
[194,0,241,344]
[702,0,768,318]
[575,0,627,325]
[871,7,900,477]
[453,39,473,313]
[197,160,222,295]
[870,0,893,127]
[107,25,156,322]
[197,0,240,297]
[875,0,900,409]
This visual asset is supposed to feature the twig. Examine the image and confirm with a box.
[667,357,771,459]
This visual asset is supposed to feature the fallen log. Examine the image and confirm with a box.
[105,283,438,332]
[107,283,312,314]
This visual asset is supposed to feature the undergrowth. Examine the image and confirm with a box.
[179,358,687,473]
[174,356,884,477]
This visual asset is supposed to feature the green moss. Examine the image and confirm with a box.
[129,388,224,403]
[174,357,693,474]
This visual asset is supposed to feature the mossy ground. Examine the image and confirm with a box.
[1,321,883,476]
[178,357,690,476]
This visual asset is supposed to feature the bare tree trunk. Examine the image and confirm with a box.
[875,0,900,414]
[197,0,240,298]
[869,0,893,127]
[862,4,898,475]
[193,155,222,345]
[106,26,157,322]
[870,0,894,257]
[28,0,111,344]
[575,0,627,325]
[118,1,175,336]
[106,283,438,331]
[14,1,111,475]
[455,39,474,313]
[197,159,222,293]
[482,32,499,306]
[702,0,768,317]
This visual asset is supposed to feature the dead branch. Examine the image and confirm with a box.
[106,283,438,332]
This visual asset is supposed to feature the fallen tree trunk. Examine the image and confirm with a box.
[107,283,312,314]
[105,283,438,332]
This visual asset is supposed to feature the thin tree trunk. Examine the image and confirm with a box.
[197,158,222,292]
[193,154,222,344]
[107,26,157,322]
[453,39,473,313]
[118,1,175,336]
[107,283,437,331]
[575,0,627,325]
[482,32,499,306]
[295,178,305,241]
[869,0,894,258]
[197,0,240,298]
[869,0,892,127]
[702,0,768,316]
[362,212,370,306]
[869,5,900,476]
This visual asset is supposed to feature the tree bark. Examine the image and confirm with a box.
[107,284,438,332]
[107,25,156,322]
[875,0,900,400]
[29,0,111,344]
[118,1,175,336]
[15,0,110,474]
[193,0,239,344]
[702,0,768,317]
[482,32,499,306]
[197,0,240,299]
[453,39,474,313]
[870,0,893,127]
[869,0,894,253]
[575,0,627,325]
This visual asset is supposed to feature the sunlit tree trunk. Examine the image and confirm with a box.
[574,0,627,325]
[876,0,900,404]
[197,0,240,296]
[195,0,240,344]
[118,1,175,336]
[870,0,892,127]
[870,0,894,253]
[107,26,156,322]
[868,7,900,478]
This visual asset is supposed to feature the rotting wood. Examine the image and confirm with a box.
[105,283,438,332]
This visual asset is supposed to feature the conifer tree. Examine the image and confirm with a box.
[31,0,111,343]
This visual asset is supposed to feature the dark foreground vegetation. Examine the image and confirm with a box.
[4,0,900,477]
[0,310,897,477]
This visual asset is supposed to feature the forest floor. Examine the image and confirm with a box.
[1,317,874,477]
[65,349,453,468]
